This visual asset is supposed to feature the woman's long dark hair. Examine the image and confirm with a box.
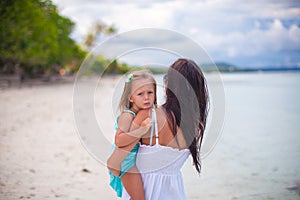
[162,58,209,174]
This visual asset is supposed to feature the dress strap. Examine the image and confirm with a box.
[149,108,155,146]
[149,108,159,146]
[153,108,159,145]
[122,109,136,117]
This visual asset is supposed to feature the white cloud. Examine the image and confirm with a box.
[198,19,300,58]
[52,0,300,66]
[54,0,174,43]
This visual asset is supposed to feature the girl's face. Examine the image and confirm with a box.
[129,82,155,112]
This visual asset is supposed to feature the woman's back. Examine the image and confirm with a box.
[122,107,190,200]
[141,107,187,149]
[138,107,189,172]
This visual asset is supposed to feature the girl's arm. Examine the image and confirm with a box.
[115,110,151,147]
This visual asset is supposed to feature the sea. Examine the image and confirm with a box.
[155,72,300,200]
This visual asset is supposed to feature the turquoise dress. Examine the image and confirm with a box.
[108,110,139,197]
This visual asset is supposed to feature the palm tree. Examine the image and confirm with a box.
[83,20,117,50]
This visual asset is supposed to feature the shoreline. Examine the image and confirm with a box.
[1,69,300,89]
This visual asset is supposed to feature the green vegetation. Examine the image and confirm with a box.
[84,55,167,75]
[83,21,117,51]
[0,0,85,76]
[82,55,130,75]
[130,66,168,74]
[0,0,159,78]
[201,62,238,72]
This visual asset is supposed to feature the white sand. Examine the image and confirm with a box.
[0,79,116,199]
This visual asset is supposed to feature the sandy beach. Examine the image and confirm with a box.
[0,77,116,199]
[1,73,299,200]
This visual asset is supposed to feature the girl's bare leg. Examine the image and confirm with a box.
[108,110,151,175]
[107,141,139,176]
[122,166,145,200]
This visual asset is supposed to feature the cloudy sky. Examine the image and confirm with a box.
[52,0,300,68]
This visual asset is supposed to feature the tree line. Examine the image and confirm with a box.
[0,0,165,79]
[0,0,125,78]
[0,0,88,77]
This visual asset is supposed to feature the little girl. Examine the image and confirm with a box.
[107,70,157,200]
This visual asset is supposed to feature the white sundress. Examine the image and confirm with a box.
[122,108,190,200]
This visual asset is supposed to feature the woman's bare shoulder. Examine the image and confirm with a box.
[155,106,165,115]
[155,107,168,130]
[156,106,169,122]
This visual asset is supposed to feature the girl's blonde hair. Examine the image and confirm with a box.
[119,70,157,111]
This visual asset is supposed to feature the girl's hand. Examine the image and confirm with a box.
[139,117,152,137]
[141,117,151,128]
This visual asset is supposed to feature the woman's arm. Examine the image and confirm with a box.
[115,110,151,147]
